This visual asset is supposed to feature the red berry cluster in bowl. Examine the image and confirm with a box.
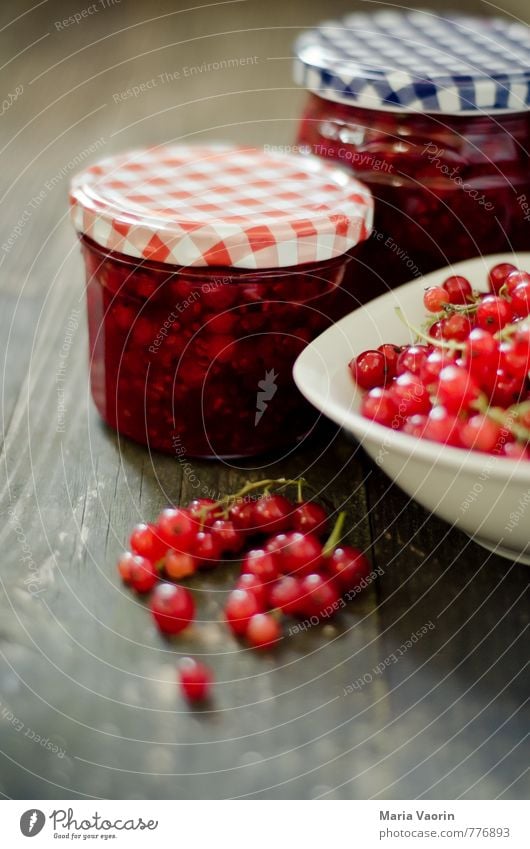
[350,263,530,458]
[117,479,371,703]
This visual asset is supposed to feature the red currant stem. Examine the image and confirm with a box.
[322,511,347,558]
[473,396,530,443]
[495,315,530,341]
[443,301,480,316]
[510,400,530,414]
[421,300,479,330]
[276,477,308,497]
[268,608,283,622]
[395,307,464,352]
[296,478,304,503]
[198,477,305,521]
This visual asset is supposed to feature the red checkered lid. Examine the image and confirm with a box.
[69,145,373,269]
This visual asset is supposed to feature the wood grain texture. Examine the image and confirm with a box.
[0,0,528,800]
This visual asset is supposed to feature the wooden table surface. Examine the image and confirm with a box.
[0,0,528,800]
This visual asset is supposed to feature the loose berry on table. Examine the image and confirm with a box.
[178,658,213,703]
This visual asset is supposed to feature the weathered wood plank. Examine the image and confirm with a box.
[364,463,530,800]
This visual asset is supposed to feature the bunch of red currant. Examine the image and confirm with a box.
[350,263,530,457]
[117,479,371,703]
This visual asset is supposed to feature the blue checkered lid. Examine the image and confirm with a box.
[294,10,530,113]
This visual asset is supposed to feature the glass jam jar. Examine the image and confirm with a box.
[294,10,530,299]
[70,145,372,458]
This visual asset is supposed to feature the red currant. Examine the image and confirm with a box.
[326,546,371,594]
[423,406,462,446]
[505,269,530,296]
[210,519,244,554]
[489,369,525,407]
[246,613,281,649]
[187,498,217,524]
[150,583,195,635]
[292,501,329,536]
[435,366,480,414]
[235,573,268,608]
[429,319,445,340]
[442,275,473,305]
[378,344,402,380]
[503,441,530,460]
[360,388,399,427]
[128,555,158,593]
[390,372,431,417]
[420,349,456,389]
[511,282,530,317]
[190,531,222,568]
[164,550,197,580]
[270,531,323,576]
[129,523,167,562]
[299,573,340,618]
[396,345,430,376]
[350,349,387,389]
[441,313,472,342]
[463,328,499,374]
[224,589,260,636]
[489,263,517,294]
[459,415,501,453]
[402,414,428,438]
[423,286,450,312]
[269,576,304,615]
[293,501,328,535]
[228,499,256,534]
[242,548,280,582]
[117,551,137,585]
[253,493,293,534]
[476,295,511,333]
[178,658,212,703]
[157,508,195,551]
[499,342,529,381]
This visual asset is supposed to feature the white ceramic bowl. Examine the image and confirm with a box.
[294,253,530,564]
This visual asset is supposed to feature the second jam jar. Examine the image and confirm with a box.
[70,145,373,458]
[294,9,530,299]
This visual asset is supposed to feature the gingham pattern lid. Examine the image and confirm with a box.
[69,145,373,269]
[294,10,530,113]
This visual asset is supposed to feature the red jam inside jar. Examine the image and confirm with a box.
[294,11,530,300]
[82,237,348,456]
[71,145,372,457]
